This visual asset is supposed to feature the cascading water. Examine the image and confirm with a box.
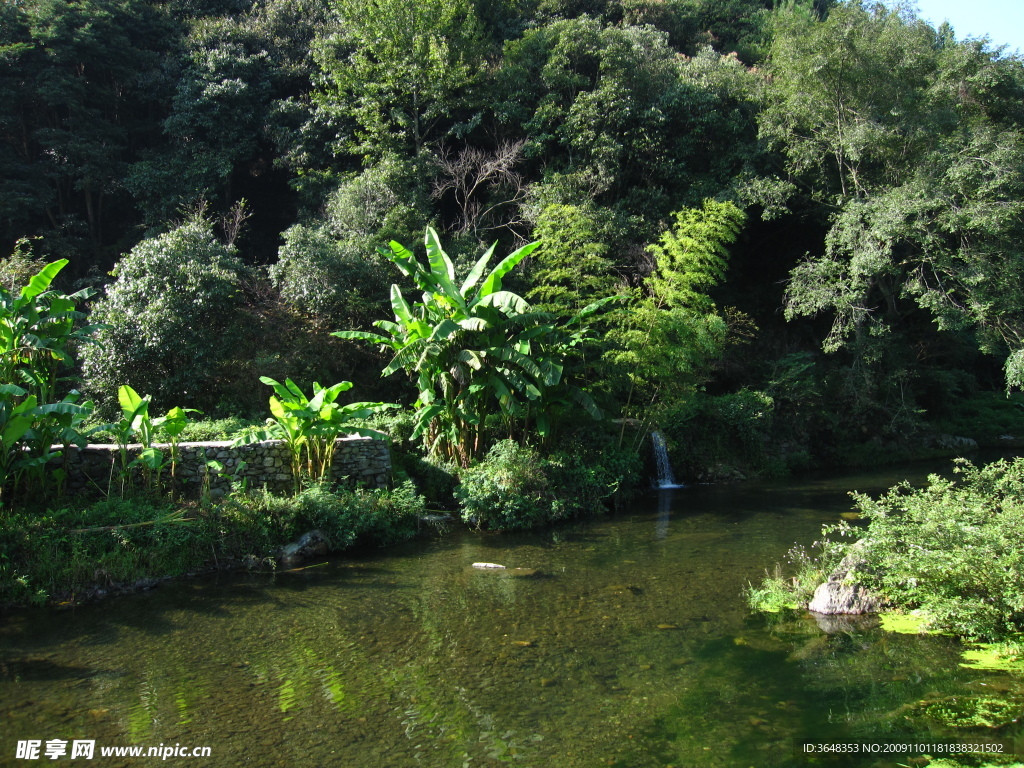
[651,430,684,489]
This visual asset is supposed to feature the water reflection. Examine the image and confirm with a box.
[655,489,673,539]
[2,462,1023,767]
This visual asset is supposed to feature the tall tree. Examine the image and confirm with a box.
[758,1,1024,387]
[314,0,485,158]
[0,0,176,270]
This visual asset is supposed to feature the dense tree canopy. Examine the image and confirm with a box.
[0,0,1020,464]
[760,1,1024,386]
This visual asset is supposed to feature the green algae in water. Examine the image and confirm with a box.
[880,611,936,634]
[915,694,1024,729]
[961,644,1024,672]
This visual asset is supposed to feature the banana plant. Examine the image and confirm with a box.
[98,385,156,496]
[333,228,614,464]
[0,256,106,506]
[21,391,96,500]
[153,406,201,497]
[0,257,105,406]
[0,385,38,504]
[234,377,394,493]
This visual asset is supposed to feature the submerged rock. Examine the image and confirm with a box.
[812,611,879,634]
[507,567,539,578]
[278,530,331,565]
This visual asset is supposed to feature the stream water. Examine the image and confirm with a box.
[2,462,1023,767]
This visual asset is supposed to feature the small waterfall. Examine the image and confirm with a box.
[651,431,684,489]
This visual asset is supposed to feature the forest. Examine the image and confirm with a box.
[2,0,1024,604]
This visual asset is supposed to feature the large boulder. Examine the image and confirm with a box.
[807,548,886,615]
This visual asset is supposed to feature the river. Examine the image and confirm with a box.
[2,462,1022,767]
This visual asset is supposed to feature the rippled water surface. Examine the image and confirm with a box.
[3,464,1024,767]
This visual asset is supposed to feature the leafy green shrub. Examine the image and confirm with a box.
[0,482,427,606]
[225,482,425,549]
[81,219,247,416]
[0,499,209,604]
[325,156,429,244]
[269,223,391,327]
[751,458,1024,641]
[456,441,552,530]
[848,458,1024,639]
[455,439,638,530]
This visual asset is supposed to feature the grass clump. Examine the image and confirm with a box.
[0,498,211,605]
[745,547,831,612]
[223,481,425,550]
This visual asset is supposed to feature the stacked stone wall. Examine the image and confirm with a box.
[58,436,390,498]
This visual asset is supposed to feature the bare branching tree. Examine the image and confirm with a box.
[219,198,251,247]
[431,140,529,240]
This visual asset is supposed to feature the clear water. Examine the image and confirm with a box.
[3,463,1024,767]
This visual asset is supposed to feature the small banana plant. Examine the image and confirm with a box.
[234,377,394,493]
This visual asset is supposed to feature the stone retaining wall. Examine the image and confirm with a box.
[58,436,391,498]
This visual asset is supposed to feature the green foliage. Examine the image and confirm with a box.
[745,564,801,613]
[0,239,49,293]
[0,498,202,605]
[314,0,484,156]
[662,389,779,478]
[223,481,426,550]
[846,458,1024,639]
[0,255,103,505]
[0,0,177,254]
[0,253,104,404]
[235,377,394,491]
[455,438,637,530]
[455,440,551,529]
[494,20,759,218]
[325,155,432,244]
[178,416,261,442]
[761,1,1024,387]
[527,202,620,315]
[269,223,391,327]
[605,199,746,420]
[334,227,610,465]
[754,458,1024,641]
[647,199,746,314]
[931,392,1024,446]
[128,0,328,224]
[0,481,426,605]
[81,218,247,415]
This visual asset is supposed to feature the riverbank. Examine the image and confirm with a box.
[748,456,1024,658]
[0,483,428,610]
